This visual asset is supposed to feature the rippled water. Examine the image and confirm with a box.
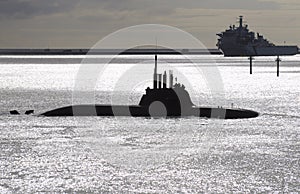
[0,55,299,193]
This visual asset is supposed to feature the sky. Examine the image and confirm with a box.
[0,0,299,48]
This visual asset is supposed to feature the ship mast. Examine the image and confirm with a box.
[239,16,243,28]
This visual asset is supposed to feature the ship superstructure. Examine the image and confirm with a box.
[217,16,299,56]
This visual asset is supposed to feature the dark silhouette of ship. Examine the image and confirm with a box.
[217,16,299,57]
[41,55,259,119]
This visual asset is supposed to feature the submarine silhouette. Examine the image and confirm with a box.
[41,55,259,119]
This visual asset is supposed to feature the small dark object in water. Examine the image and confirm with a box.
[10,110,20,115]
[25,110,34,115]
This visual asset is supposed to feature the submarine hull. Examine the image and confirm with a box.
[40,105,259,119]
[40,54,259,119]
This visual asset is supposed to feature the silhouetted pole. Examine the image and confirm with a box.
[153,55,158,89]
[169,70,173,88]
[248,56,253,74]
[158,74,162,89]
[163,71,167,89]
[239,16,243,27]
[276,56,281,77]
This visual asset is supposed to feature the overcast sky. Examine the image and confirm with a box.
[0,0,299,48]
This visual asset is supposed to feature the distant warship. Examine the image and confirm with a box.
[41,55,259,119]
[217,16,299,57]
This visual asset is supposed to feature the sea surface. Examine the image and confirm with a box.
[0,54,299,193]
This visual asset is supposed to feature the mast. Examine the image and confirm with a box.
[239,16,243,28]
[169,70,173,88]
[153,54,158,89]
[163,71,167,89]
[158,74,162,89]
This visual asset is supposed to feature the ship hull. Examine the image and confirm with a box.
[220,45,298,57]
[40,105,259,119]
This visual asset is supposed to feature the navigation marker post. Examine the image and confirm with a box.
[276,56,281,77]
[248,56,254,74]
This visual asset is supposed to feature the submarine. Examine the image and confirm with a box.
[41,55,259,119]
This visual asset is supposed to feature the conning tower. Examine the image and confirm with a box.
[139,55,194,116]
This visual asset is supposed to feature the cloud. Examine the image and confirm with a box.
[3,0,298,49]
[0,0,279,20]
[0,0,80,19]
[97,0,279,11]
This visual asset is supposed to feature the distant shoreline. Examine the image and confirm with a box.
[0,48,222,55]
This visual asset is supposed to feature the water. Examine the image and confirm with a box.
[0,55,299,193]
